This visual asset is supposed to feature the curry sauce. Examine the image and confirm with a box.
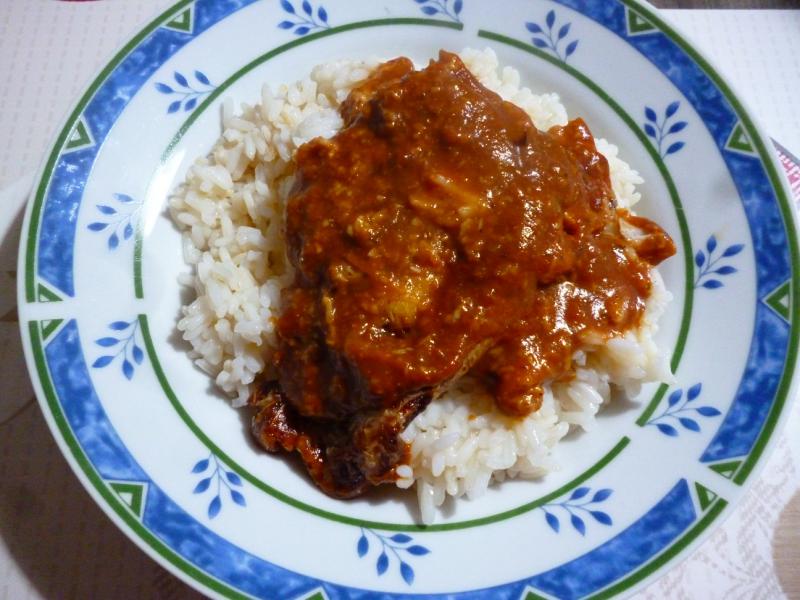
[250,51,675,498]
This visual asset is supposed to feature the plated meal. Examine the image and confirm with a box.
[171,48,676,522]
[18,1,798,598]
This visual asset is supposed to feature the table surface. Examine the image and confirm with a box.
[654,0,799,7]
[0,2,798,599]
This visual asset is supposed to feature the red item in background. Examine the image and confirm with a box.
[775,141,800,205]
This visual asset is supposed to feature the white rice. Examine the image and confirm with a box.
[169,48,672,523]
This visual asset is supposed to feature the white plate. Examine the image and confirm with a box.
[17,0,799,598]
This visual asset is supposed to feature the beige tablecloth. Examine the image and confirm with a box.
[0,3,798,598]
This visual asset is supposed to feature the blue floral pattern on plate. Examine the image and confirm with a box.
[643,101,687,158]
[525,10,579,62]
[19,0,799,598]
[540,487,613,535]
[91,319,144,380]
[278,0,331,35]
[412,0,463,23]
[646,383,722,436]
[694,235,744,289]
[87,193,141,250]
[191,454,247,519]
[155,70,216,113]
[356,528,430,585]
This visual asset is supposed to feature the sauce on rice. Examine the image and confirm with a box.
[250,51,674,498]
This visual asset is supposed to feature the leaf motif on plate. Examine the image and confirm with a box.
[86,193,142,251]
[154,70,216,113]
[411,0,463,23]
[641,101,688,158]
[276,0,332,34]
[647,382,722,437]
[524,9,579,62]
[355,527,430,585]
[694,235,744,290]
[538,486,614,534]
[91,318,144,379]
[190,454,247,519]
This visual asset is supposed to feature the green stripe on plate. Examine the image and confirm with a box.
[585,497,728,599]
[23,0,194,303]
[133,17,463,301]
[142,309,633,531]
[475,30,694,426]
[613,0,800,485]
[28,320,251,600]
[159,17,464,164]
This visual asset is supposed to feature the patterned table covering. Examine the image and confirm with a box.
[0,2,798,598]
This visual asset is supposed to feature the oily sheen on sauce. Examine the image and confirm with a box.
[250,52,675,498]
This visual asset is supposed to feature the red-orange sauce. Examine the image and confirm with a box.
[250,51,675,497]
